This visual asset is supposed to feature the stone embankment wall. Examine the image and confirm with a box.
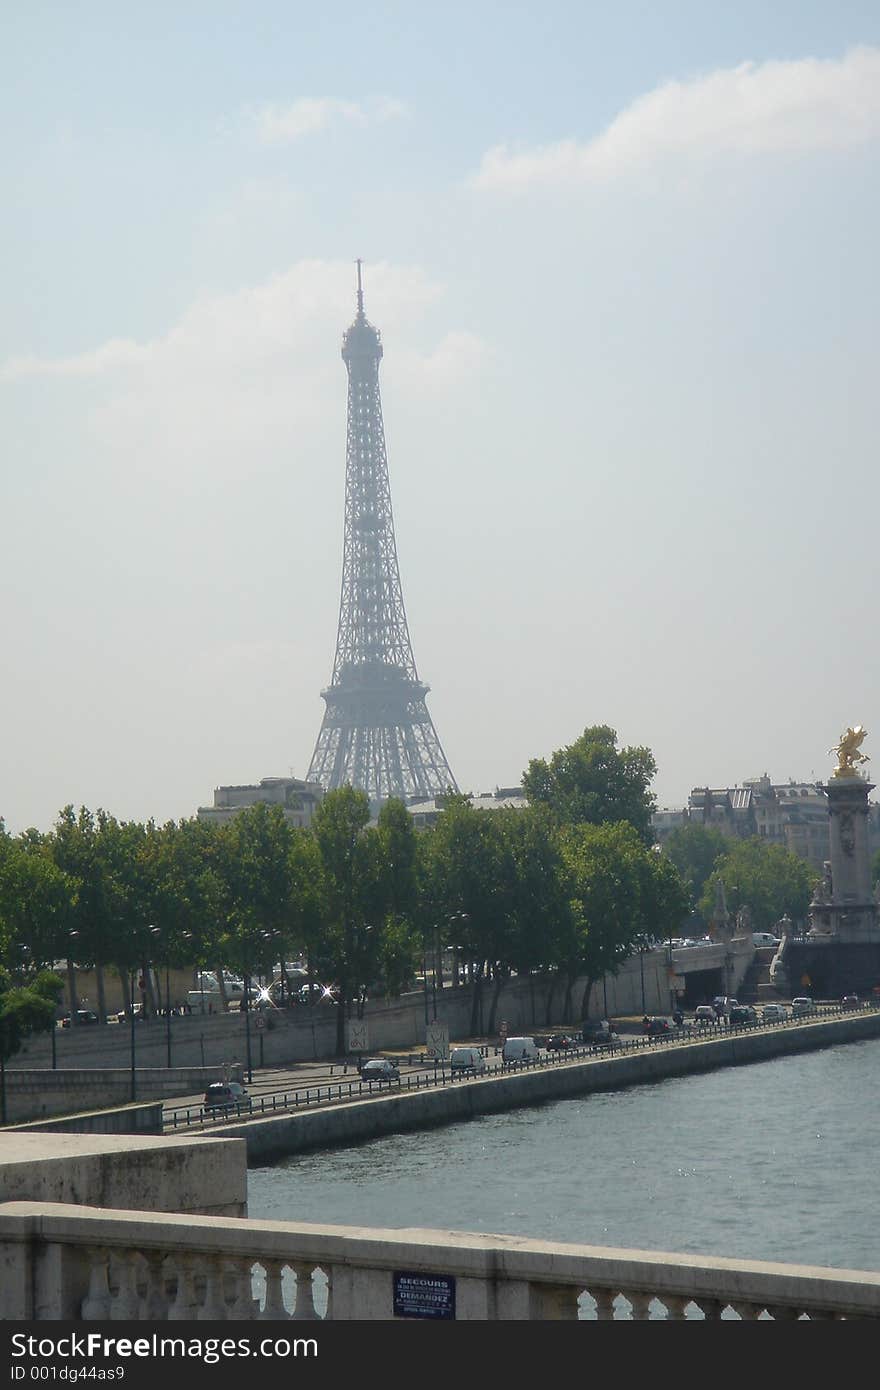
[218,1011,880,1164]
[3,1066,242,1125]
[13,944,752,1078]
[11,1103,164,1135]
[0,1133,247,1217]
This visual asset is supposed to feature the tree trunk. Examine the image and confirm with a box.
[66,957,78,1024]
[469,963,484,1036]
[95,963,108,1023]
[486,969,505,1038]
[117,966,130,1015]
[544,972,558,1026]
[214,965,229,1010]
[563,971,576,1023]
[580,976,595,1021]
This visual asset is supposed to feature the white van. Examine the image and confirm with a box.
[449,1046,487,1074]
[501,1036,539,1064]
[752,932,781,948]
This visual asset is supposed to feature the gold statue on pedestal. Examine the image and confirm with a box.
[829,726,869,778]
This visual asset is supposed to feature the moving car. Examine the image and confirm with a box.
[729,1005,758,1025]
[841,994,860,1011]
[642,1016,672,1036]
[694,1005,717,1026]
[59,1011,100,1027]
[546,1033,575,1051]
[359,1058,400,1082]
[762,1003,789,1022]
[501,1036,539,1063]
[581,1020,617,1047]
[791,997,815,1017]
[752,932,781,948]
[203,1082,252,1112]
[449,1046,486,1073]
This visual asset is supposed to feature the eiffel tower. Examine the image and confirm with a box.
[307,263,458,806]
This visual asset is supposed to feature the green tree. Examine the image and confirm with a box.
[311,787,378,1052]
[0,967,64,1122]
[523,725,657,844]
[561,821,648,1019]
[699,839,814,932]
[420,794,511,1037]
[0,837,77,972]
[661,824,728,912]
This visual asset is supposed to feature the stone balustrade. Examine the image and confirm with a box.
[2,1201,878,1320]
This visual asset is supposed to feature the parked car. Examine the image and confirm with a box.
[501,1036,540,1063]
[841,994,860,1011]
[581,1020,617,1047]
[449,1046,486,1073]
[546,1033,575,1051]
[203,1082,252,1112]
[642,1016,672,1036]
[791,997,815,1017]
[359,1058,400,1082]
[729,1005,758,1025]
[59,1010,100,1027]
[762,1003,789,1023]
[712,996,737,1018]
[694,1005,717,1026]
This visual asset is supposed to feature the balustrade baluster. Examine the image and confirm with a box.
[144,1253,171,1320]
[591,1287,618,1320]
[198,1256,229,1319]
[167,1256,199,1320]
[291,1262,321,1319]
[260,1260,289,1319]
[80,1250,112,1321]
[663,1295,689,1320]
[628,1290,653,1320]
[221,1257,260,1319]
[729,1300,763,1320]
[109,1251,143,1320]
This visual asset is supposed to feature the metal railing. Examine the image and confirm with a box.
[163,1001,880,1132]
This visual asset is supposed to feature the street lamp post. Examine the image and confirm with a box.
[639,942,646,1015]
[242,965,253,1084]
[129,968,137,1102]
[150,926,172,1069]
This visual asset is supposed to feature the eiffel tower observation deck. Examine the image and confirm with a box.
[307,263,458,806]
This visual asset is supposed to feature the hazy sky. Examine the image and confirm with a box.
[3,2,879,835]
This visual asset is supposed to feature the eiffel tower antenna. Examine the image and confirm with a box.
[307,263,458,806]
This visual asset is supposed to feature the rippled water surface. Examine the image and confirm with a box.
[248,1037,880,1272]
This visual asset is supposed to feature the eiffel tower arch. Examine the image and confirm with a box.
[307,264,458,806]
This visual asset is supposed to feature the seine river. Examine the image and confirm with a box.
[248,1036,880,1275]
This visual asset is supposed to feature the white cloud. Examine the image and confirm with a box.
[1,261,486,481]
[246,95,407,144]
[472,46,880,190]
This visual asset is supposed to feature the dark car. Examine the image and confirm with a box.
[60,1010,100,1027]
[546,1033,574,1051]
[581,1020,617,1047]
[203,1082,252,1112]
[841,995,860,1011]
[729,1005,758,1025]
[643,1016,672,1036]
[359,1058,400,1082]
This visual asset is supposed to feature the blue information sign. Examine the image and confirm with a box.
[393,1270,456,1320]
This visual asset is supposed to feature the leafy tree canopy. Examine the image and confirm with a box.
[522,725,657,845]
[661,824,728,909]
[699,838,814,933]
